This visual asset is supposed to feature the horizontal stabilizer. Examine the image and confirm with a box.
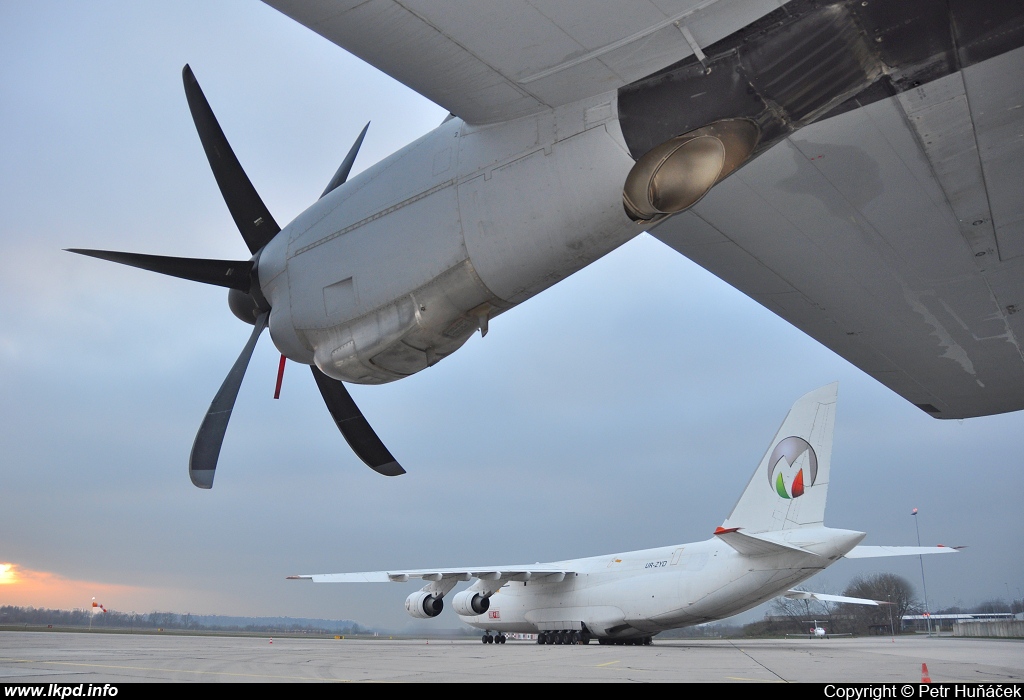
[714,528,814,557]
[844,545,961,558]
[785,590,887,606]
[66,249,252,292]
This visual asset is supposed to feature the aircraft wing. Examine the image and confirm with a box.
[784,590,886,607]
[289,565,573,583]
[651,45,1024,420]
[843,545,961,559]
[264,1,1024,418]
[262,0,788,124]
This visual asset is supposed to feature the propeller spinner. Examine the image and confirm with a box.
[68,65,404,488]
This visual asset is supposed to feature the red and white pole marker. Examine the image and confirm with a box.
[273,355,287,399]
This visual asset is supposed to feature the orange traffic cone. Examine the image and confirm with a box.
[921,663,931,683]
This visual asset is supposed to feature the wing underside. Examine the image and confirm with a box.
[262,0,788,124]
[652,46,1024,419]
[264,0,1024,418]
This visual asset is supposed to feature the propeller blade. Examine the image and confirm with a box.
[182,64,280,254]
[190,313,268,489]
[66,249,252,292]
[320,122,370,199]
[310,366,405,477]
[314,125,402,476]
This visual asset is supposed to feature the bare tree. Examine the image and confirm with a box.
[971,599,1014,615]
[841,573,916,635]
[769,581,846,635]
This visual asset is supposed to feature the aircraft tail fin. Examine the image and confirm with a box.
[721,383,837,534]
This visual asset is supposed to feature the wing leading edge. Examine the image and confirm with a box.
[289,565,573,584]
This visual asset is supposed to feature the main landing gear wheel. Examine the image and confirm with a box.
[538,629,590,645]
[598,636,654,646]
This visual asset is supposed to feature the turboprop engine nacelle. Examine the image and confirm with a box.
[305,261,503,386]
[257,99,642,387]
[405,591,444,619]
[452,590,490,616]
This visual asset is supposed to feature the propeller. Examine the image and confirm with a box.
[190,313,269,488]
[62,250,252,292]
[310,367,404,477]
[67,64,404,487]
[322,121,369,199]
[181,64,280,253]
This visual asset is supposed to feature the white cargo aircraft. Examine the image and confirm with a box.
[290,384,958,644]
[69,1,1024,487]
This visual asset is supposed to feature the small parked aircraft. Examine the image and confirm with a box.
[794,620,850,639]
[290,383,958,644]
[786,619,855,639]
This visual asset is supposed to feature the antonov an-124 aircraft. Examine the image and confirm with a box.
[290,383,958,644]
[69,1,1024,488]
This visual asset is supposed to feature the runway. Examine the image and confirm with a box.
[1,632,1022,683]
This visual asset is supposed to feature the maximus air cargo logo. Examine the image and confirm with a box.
[767,436,817,499]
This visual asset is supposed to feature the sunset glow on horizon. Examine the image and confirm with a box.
[0,562,174,611]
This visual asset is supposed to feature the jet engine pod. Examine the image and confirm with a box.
[452,590,490,616]
[405,591,444,619]
[623,119,759,222]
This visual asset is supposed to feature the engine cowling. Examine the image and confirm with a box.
[452,590,490,616]
[405,591,444,619]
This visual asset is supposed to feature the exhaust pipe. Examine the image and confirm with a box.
[623,119,759,222]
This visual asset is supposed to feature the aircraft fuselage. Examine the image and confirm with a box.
[454,527,865,639]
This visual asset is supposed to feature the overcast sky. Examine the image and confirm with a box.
[1,1,1020,631]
